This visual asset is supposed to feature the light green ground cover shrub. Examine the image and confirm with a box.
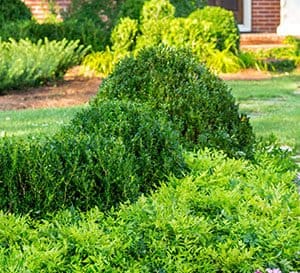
[0,38,88,92]
[0,149,298,272]
[82,0,241,76]
[0,100,185,215]
[95,46,255,158]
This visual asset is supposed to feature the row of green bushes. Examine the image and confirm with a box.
[82,0,240,75]
[0,38,88,92]
[0,149,298,272]
[0,46,254,215]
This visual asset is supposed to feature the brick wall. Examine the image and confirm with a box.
[22,0,71,21]
[252,0,280,33]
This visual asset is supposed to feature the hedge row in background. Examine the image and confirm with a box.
[0,100,185,215]
[95,46,255,158]
[0,38,88,92]
[0,0,207,53]
[0,19,107,52]
[82,0,240,76]
[0,149,298,272]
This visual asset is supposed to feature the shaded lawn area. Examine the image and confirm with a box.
[228,72,300,155]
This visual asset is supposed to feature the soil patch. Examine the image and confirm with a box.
[0,67,102,111]
[219,68,272,81]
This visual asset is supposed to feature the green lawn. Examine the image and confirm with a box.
[0,106,83,137]
[228,73,300,155]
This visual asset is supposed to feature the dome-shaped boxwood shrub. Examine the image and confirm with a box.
[94,46,255,158]
[0,100,185,215]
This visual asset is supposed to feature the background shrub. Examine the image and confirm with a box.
[0,38,88,92]
[188,6,240,52]
[0,100,185,215]
[94,46,255,158]
[118,0,207,19]
[0,19,106,52]
[82,0,241,75]
[0,0,32,27]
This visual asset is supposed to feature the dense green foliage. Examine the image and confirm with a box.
[0,19,106,52]
[118,0,207,19]
[0,0,32,27]
[82,0,241,75]
[95,46,255,158]
[0,149,298,272]
[0,38,87,92]
[0,100,185,215]
[0,0,123,52]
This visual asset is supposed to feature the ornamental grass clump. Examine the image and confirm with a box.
[0,38,88,92]
[95,45,255,158]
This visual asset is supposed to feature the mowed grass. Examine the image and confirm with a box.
[0,106,83,137]
[228,72,300,154]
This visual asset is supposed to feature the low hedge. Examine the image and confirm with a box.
[0,100,185,215]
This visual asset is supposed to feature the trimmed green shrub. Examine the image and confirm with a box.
[118,0,207,20]
[0,0,32,27]
[111,17,139,52]
[0,100,185,215]
[0,149,298,271]
[134,0,175,50]
[95,46,255,158]
[188,6,240,52]
[0,38,88,92]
